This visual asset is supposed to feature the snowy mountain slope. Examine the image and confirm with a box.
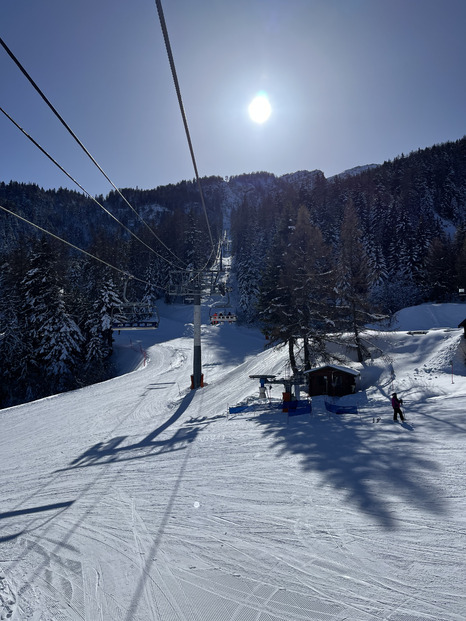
[328,164,379,180]
[0,303,465,620]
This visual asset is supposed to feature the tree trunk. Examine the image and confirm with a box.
[303,335,311,370]
[353,305,364,363]
[288,338,299,375]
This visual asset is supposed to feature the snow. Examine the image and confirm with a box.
[391,302,465,331]
[328,164,379,180]
[303,364,360,376]
[1,302,466,620]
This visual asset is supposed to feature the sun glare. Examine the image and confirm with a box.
[248,93,272,124]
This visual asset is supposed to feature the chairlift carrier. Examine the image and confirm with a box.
[112,279,159,330]
[209,286,237,324]
[210,310,237,325]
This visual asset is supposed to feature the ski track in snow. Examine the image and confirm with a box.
[0,303,465,620]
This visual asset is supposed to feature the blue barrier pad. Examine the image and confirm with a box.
[288,408,311,417]
[262,402,284,411]
[284,400,312,416]
[229,400,311,416]
[325,401,358,414]
[228,405,251,415]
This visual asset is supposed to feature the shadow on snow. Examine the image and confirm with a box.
[254,408,448,530]
[0,501,75,543]
[60,390,199,471]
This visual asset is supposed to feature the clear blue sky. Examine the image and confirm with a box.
[1,0,466,196]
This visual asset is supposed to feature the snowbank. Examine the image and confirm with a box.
[390,302,465,331]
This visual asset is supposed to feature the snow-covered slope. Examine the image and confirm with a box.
[1,303,465,620]
[391,302,465,331]
[329,164,379,180]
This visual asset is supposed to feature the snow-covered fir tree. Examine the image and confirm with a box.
[21,238,83,396]
[0,258,30,406]
[96,273,123,357]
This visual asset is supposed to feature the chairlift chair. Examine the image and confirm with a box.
[210,310,237,325]
[209,284,237,325]
[112,303,159,330]
[112,278,159,330]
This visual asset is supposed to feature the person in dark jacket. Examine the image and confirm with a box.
[391,392,404,422]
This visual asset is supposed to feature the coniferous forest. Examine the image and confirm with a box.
[1,136,466,408]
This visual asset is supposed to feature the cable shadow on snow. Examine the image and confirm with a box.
[123,440,193,621]
[407,401,466,435]
[60,391,199,471]
[0,501,75,543]
[254,411,447,530]
[0,501,74,521]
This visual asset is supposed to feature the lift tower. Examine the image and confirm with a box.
[169,269,219,389]
[192,286,202,388]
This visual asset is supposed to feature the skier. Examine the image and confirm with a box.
[391,392,404,422]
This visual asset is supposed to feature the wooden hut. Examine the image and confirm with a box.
[304,365,359,397]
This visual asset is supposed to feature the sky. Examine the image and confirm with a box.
[1,0,466,197]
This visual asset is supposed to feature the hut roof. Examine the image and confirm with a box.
[303,364,360,376]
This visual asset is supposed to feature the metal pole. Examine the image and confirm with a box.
[192,289,203,388]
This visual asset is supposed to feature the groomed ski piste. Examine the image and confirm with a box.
[1,302,465,621]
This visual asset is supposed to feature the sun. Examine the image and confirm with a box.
[248,92,272,124]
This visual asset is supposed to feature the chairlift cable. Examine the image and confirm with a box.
[0,107,182,271]
[0,203,152,286]
[0,36,187,270]
[154,0,215,254]
[1,204,164,330]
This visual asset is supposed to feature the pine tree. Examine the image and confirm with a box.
[424,236,457,300]
[21,238,84,396]
[336,201,383,362]
[456,231,466,292]
[97,273,123,356]
[0,257,30,406]
[69,262,122,382]
[256,214,293,353]
[258,205,336,372]
[236,251,262,323]
[184,209,207,269]
[142,261,158,308]
[234,208,266,323]
[287,207,336,369]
